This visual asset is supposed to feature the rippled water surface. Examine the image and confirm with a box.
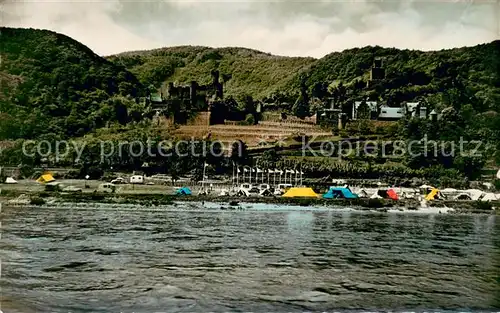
[1,203,500,312]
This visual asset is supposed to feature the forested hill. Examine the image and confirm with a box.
[107,46,316,100]
[110,40,499,113]
[0,27,143,140]
[302,42,500,110]
[1,27,499,141]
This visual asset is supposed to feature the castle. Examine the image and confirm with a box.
[147,70,224,124]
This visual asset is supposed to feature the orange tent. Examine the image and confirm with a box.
[387,189,399,200]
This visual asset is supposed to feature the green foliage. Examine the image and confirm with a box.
[108,46,315,100]
[474,201,493,211]
[257,148,281,169]
[30,197,46,205]
[1,27,498,180]
[0,27,143,140]
[494,179,500,191]
[245,114,255,125]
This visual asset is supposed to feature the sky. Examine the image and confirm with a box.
[1,0,499,58]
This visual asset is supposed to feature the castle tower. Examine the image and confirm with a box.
[189,80,197,109]
[167,82,175,98]
[211,70,223,99]
[370,57,385,81]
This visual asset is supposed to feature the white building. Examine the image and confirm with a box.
[352,100,428,121]
[378,105,404,120]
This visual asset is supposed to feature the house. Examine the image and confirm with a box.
[352,100,428,121]
[403,102,427,118]
[378,105,404,120]
[352,101,378,120]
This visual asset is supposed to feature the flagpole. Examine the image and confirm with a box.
[202,162,207,189]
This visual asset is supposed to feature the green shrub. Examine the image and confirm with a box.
[365,198,385,208]
[245,114,255,125]
[30,197,46,205]
[474,201,493,211]
[38,192,50,198]
[494,179,500,191]
[19,164,35,179]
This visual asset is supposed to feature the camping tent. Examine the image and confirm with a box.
[420,184,434,189]
[481,193,498,202]
[454,193,472,200]
[36,173,55,184]
[5,177,17,184]
[425,188,442,201]
[466,189,484,201]
[356,188,369,198]
[386,189,399,200]
[370,192,383,199]
[175,187,192,195]
[323,187,358,199]
[259,189,273,197]
[283,187,318,198]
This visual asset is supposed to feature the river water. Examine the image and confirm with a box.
[1,203,499,312]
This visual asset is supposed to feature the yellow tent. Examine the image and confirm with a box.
[425,188,440,201]
[36,173,55,184]
[282,187,318,198]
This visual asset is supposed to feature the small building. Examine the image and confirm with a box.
[352,101,378,120]
[316,108,341,125]
[378,105,404,120]
[403,102,427,119]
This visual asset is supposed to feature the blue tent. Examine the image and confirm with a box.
[323,187,358,199]
[175,187,192,195]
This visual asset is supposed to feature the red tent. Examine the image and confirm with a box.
[387,189,399,200]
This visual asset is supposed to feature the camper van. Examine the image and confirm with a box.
[239,184,253,192]
[97,183,116,193]
[130,175,144,184]
[274,183,292,195]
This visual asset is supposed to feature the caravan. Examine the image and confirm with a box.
[130,175,144,184]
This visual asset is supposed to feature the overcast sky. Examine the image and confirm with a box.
[2,0,499,57]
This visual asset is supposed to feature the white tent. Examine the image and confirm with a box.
[467,189,484,201]
[497,169,500,179]
[370,192,383,199]
[356,189,369,198]
[454,193,472,201]
[420,184,434,189]
[442,188,457,193]
[5,177,17,184]
[481,193,498,202]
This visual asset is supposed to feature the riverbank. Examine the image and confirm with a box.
[2,191,499,215]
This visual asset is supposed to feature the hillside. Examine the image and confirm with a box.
[0,27,144,140]
[108,41,499,113]
[107,46,315,99]
[109,41,500,176]
[302,43,500,110]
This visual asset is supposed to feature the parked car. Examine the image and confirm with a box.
[111,177,127,184]
[62,186,83,193]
